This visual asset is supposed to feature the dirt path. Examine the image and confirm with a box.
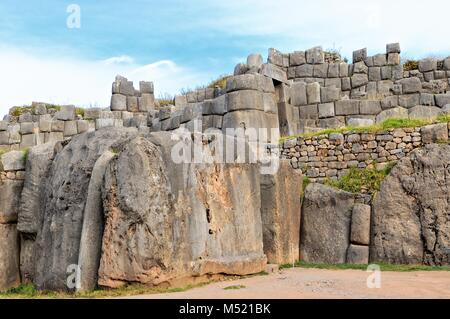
[125,268,450,299]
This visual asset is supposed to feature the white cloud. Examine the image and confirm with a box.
[0,46,210,117]
[102,55,134,65]
[207,0,450,59]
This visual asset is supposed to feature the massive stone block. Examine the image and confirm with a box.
[375,107,408,123]
[0,180,24,224]
[371,145,450,265]
[98,134,266,288]
[0,224,20,292]
[33,128,139,291]
[300,184,355,264]
[222,110,279,141]
[77,151,116,292]
[226,74,274,94]
[18,142,57,234]
[260,160,302,264]
[1,151,25,171]
[226,90,264,112]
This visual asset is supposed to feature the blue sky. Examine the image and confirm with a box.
[1,0,449,115]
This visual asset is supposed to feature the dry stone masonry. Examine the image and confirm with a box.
[1,42,450,293]
[282,123,450,182]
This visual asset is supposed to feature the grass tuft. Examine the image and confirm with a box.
[280,261,450,272]
[325,164,395,194]
[280,117,450,144]
[223,285,246,290]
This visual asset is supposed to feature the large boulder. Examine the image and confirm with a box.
[260,160,302,264]
[33,127,139,290]
[371,144,450,265]
[98,133,266,288]
[300,184,355,264]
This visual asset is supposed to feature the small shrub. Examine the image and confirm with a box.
[22,148,30,163]
[157,93,175,107]
[403,60,419,71]
[75,107,85,117]
[301,176,311,199]
[207,74,232,90]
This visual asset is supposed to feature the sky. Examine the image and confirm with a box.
[1,0,450,115]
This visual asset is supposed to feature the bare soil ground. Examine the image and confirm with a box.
[125,268,450,299]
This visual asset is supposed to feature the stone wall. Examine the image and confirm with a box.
[0,77,155,153]
[282,122,450,182]
[264,44,450,134]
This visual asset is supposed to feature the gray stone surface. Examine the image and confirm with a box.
[306,83,321,104]
[360,100,381,115]
[375,107,408,123]
[386,43,401,53]
[435,94,450,107]
[98,134,266,288]
[321,86,340,103]
[111,94,127,111]
[306,46,324,64]
[0,224,20,292]
[18,142,57,234]
[318,103,335,119]
[0,180,23,224]
[419,59,438,72]
[77,151,116,292]
[400,77,422,94]
[261,64,287,83]
[353,48,367,63]
[371,145,450,265]
[300,183,355,264]
[408,105,442,120]
[1,151,25,171]
[335,100,360,116]
[64,121,78,137]
[260,160,302,264]
[291,82,307,106]
[421,123,448,143]
[55,105,76,121]
[33,128,139,290]
[351,204,371,246]
[347,245,369,264]
[351,74,369,88]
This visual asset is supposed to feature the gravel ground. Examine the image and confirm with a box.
[124,268,450,299]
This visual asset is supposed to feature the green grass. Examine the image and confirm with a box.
[325,164,395,194]
[0,282,212,299]
[21,148,30,163]
[75,107,85,117]
[280,117,450,144]
[280,261,450,272]
[9,104,62,117]
[0,271,269,299]
[223,285,246,290]
[301,176,311,199]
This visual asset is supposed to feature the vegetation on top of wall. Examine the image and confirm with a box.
[207,74,232,90]
[9,104,62,117]
[280,116,450,143]
[157,93,175,107]
[325,164,395,195]
[403,59,419,71]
